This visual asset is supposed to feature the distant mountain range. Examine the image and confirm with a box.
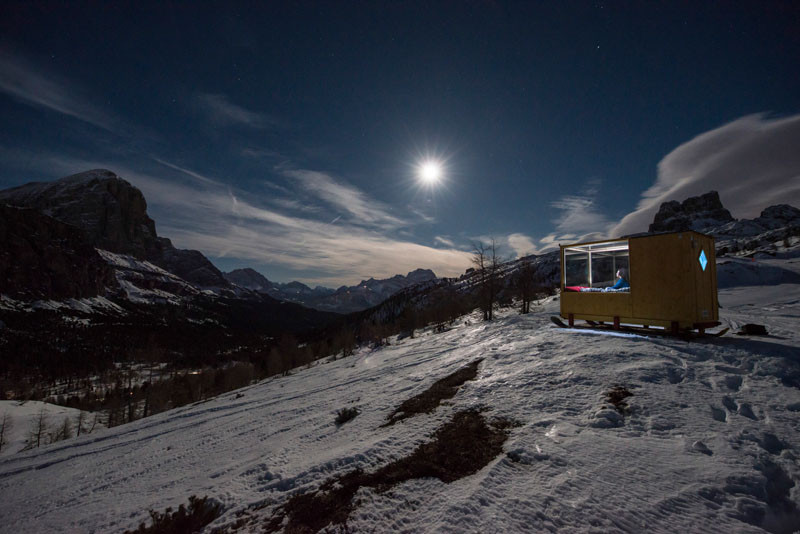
[223,267,437,314]
[0,169,440,314]
[1,170,797,324]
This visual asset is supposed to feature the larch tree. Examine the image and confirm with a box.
[0,411,12,452]
[471,239,501,321]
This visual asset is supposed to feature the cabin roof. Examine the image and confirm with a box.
[560,230,714,250]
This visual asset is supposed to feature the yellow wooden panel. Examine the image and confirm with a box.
[692,233,718,322]
[561,291,632,318]
[630,233,694,322]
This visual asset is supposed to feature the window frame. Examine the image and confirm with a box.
[562,239,630,290]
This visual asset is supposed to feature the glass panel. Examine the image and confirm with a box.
[564,250,589,286]
[591,254,615,287]
[564,241,630,291]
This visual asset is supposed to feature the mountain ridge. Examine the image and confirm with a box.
[0,169,229,288]
[224,267,438,313]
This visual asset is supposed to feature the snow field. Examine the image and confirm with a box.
[0,401,89,456]
[0,286,798,533]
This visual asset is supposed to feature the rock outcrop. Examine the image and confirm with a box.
[0,204,117,299]
[0,169,159,258]
[649,191,735,233]
[0,170,229,287]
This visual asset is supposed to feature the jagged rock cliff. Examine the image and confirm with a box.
[0,204,117,299]
[0,170,228,287]
[648,191,735,233]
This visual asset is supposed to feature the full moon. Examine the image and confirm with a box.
[419,161,442,184]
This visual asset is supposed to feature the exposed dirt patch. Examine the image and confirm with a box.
[266,409,509,533]
[124,495,221,534]
[606,385,634,413]
[382,359,483,427]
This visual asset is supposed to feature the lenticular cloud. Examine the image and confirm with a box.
[611,113,800,236]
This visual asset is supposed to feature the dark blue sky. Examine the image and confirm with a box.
[1,2,799,285]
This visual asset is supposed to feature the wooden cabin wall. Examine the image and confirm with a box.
[630,233,695,324]
[691,233,718,322]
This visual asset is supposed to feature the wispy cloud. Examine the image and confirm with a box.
[434,235,456,247]
[194,93,278,129]
[507,233,538,257]
[152,158,222,186]
[0,50,118,131]
[611,113,800,236]
[282,168,406,229]
[538,180,611,249]
[14,153,471,286]
[135,172,469,286]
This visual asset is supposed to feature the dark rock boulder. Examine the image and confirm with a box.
[0,204,117,299]
[649,191,734,233]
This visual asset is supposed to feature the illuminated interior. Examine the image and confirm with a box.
[563,240,630,290]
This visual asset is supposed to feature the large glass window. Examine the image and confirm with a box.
[564,240,630,291]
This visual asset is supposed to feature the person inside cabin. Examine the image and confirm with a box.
[604,268,629,291]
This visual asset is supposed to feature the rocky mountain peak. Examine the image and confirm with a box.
[223,268,273,291]
[0,169,159,258]
[755,204,800,229]
[648,191,734,233]
[0,169,229,287]
[0,204,117,299]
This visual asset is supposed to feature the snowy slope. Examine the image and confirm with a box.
[0,285,798,532]
[0,401,88,456]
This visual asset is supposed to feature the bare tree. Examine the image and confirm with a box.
[27,407,49,449]
[87,413,100,434]
[472,239,501,321]
[75,410,86,437]
[50,416,73,443]
[0,412,12,452]
[514,261,539,314]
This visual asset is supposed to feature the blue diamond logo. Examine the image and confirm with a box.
[699,250,708,271]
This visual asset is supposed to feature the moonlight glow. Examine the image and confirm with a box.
[419,161,442,184]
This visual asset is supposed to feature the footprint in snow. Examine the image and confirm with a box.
[710,405,727,423]
[722,396,738,412]
[737,403,757,420]
[692,440,713,455]
[724,375,743,391]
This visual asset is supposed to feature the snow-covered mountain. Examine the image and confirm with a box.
[646,191,800,258]
[2,275,798,533]
[224,267,438,314]
[0,169,230,288]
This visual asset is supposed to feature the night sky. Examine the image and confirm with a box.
[1,2,799,286]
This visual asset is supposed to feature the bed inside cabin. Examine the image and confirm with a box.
[563,240,630,293]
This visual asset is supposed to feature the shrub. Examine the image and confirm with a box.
[335,407,360,426]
